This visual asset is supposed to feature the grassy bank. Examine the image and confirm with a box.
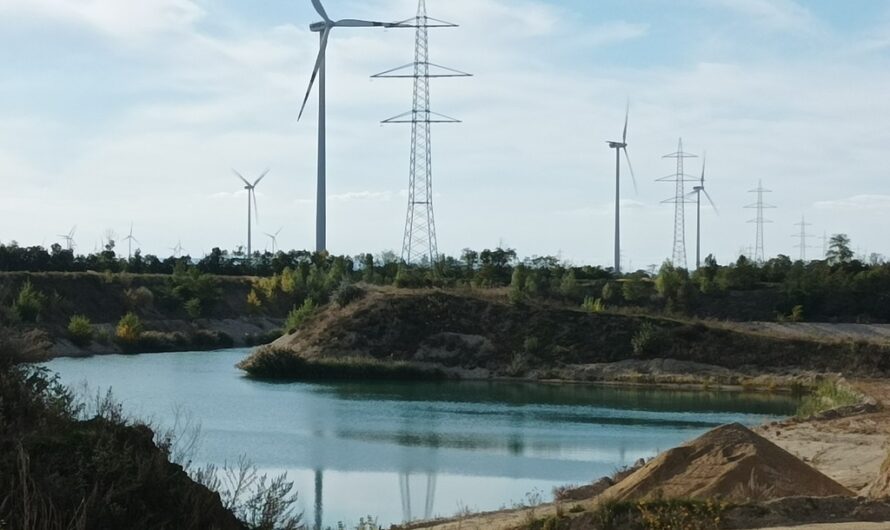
[238,347,447,381]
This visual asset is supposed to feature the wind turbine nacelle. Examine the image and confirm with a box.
[607,141,626,149]
[310,21,327,32]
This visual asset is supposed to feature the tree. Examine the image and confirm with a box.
[826,234,854,265]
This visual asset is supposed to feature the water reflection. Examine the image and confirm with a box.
[45,349,798,528]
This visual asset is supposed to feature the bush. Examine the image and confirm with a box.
[237,348,445,381]
[631,322,660,355]
[333,281,366,308]
[184,297,202,319]
[582,296,606,313]
[796,379,862,418]
[67,315,94,347]
[124,286,155,311]
[12,280,45,322]
[246,290,262,314]
[284,299,317,334]
[116,312,144,345]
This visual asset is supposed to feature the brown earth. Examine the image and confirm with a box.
[870,452,890,499]
[602,423,852,503]
[256,288,890,379]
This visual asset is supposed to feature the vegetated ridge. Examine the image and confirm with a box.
[239,287,890,380]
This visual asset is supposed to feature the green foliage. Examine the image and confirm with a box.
[284,299,317,334]
[631,321,660,356]
[581,296,606,313]
[827,233,854,264]
[601,282,622,304]
[238,348,445,381]
[796,379,861,418]
[171,265,220,313]
[332,280,366,308]
[246,290,263,314]
[559,270,581,301]
[621,279,651,304]
[115,311,144,344]
[790,304,804,322]
[12,280,45,323]
[510,265,529,304]
[184,297,202,320]
[67,314,94,347]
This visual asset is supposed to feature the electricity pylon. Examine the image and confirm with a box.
[745,180,775,263]
[658,138,698,269]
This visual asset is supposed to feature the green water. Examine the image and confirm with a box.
[46,348,797,528]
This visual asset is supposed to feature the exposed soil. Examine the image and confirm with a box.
[253,288,890,380]
[601,423,852,503]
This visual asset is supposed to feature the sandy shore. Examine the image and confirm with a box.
[400,378,890,530]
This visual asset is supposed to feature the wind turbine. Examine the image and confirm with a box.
[606,102,637,275]
[123,223,140,260]
[170,240,186,258]
[58,226,77,251]
[265,227,283,253]
[233,169,269,262]
[687,154,718,269]
[299,0,399,254]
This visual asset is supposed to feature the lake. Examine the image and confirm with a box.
[45,348,797,528]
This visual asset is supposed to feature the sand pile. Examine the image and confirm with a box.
[603,423,853,503]
[869,449,890,499]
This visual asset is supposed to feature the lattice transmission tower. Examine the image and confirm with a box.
[374,0,471,265]
[793,215,814,261]
[745,180,775,263]
[658,138,698,269]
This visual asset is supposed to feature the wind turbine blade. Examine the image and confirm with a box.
[700,153,707,185]
[703,189,719,215]
[298,27,330,121]
[275,227,283,237]
[311,0,331,22]
[335,19,386,27]
[253,168,271,187]
[252,189,259,223]
[623,147,638,194]
[233,169,251,187]
[622,100,629,144]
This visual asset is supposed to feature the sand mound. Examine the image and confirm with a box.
[869,450,890,499]
[603,423,853,503]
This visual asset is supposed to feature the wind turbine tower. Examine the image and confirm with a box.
[606,103,637,275]
[745,180,775,263]
[233,169,269,261]
[299,0,399,254]
[793,215,814,261]
[373,0,471,265]
[687,154,718,269]
[658,138,698,269]
[123,223,140,260]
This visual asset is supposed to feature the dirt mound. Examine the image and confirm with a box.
[603,423,853,503]
[869,449,890,499]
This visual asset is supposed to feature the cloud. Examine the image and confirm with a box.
[814,195,890,211]
[0,0,205,39]
[575,21,650,48]
[330,190,400,202]
[701,0,816,31]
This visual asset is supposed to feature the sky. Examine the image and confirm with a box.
[0,0,888,269]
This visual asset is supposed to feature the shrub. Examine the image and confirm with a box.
[790,304,805,322]
[13,280,45,322]
[796,379,862,418]
[284,299,317,334]
[581,296,606,313]
[246,290,263,314]
[67,315,94,347]
[184,297,202,319]
[116,312,144,344]
[333,281,365,308]
[631,322,659,355]
[124,286,155,311]
[237,348,445,381]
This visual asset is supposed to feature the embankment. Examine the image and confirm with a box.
[239,287,890,382]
